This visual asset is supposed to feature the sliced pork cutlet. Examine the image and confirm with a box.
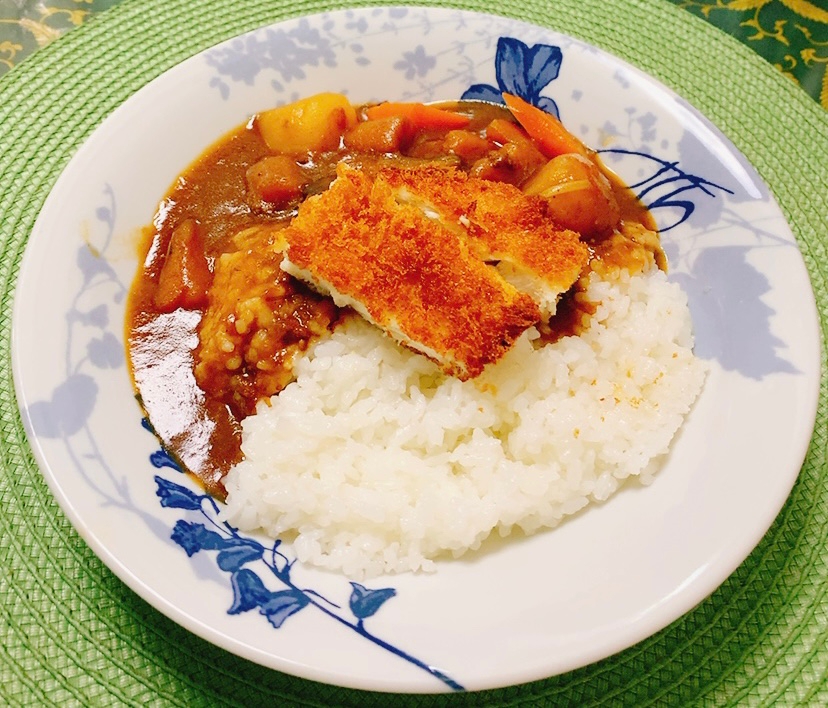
[381,165,590,317]
[279,163,540,379]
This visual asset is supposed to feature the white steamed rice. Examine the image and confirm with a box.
[221,267,705,578]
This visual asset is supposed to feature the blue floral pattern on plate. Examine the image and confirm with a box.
[462,36,563,117]
[155,471,462,690]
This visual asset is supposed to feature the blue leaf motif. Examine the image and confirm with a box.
[461,83,503,104]
[26,401,60,438]
[149,448,182,472]
[155,476,203,511]
[523,43,562,97]
[228,569,272,614]
[349,582,397,620]
[216,538,266,572]
[495,37,531,98]
[76,244,117,284]
[82,304,109,328]
[209,76,229,100]
[87,332,123,369]
[674,129,752,228]
[671,245,799,378]
[95,206,112,225]
[393,45,436,80]
[345,17,368,33]
[599,148,734,232]
[637,112,657,143]
[27,374,97,438]
[260,589,309,628]
[535,95,560,119]
[170,521,225,556]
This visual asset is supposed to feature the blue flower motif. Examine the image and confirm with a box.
[216,538,265,572]
[393,45,436,80]
[349,582,397,620]
[227,570,308,629]
[170,520,225,556]
[26,374,98,439]
[228,569,272,614]
[156,487,463,686]
[260,589,310,629]
[155,477,204,511]
[462,37,563,118]
[87,332,123,369]
[206,21,337,99]
[149,448,182,472]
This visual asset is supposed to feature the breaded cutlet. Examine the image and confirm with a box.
[279,163,541,379]
[381,166,589,316]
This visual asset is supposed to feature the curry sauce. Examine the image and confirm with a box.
[126,96,660,497]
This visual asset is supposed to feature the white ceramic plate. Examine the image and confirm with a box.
[11,7,820,693]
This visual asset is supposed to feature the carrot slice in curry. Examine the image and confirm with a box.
[364,102,470,131]
[502,93,587,158]
[154,219,212,312]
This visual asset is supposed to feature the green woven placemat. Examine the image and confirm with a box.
[1,0,826,705]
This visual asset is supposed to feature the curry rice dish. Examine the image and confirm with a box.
[127,93,705,577]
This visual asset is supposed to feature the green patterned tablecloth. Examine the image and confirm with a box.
[0,1,117,70]
[674,0,828,108]
[1,0,827,705]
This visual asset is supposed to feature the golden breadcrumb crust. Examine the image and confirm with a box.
[380,165,589,296]
[281,164,541,378]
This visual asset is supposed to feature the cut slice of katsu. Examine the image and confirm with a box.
[381,165,590,317]
[279,163,540,379]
